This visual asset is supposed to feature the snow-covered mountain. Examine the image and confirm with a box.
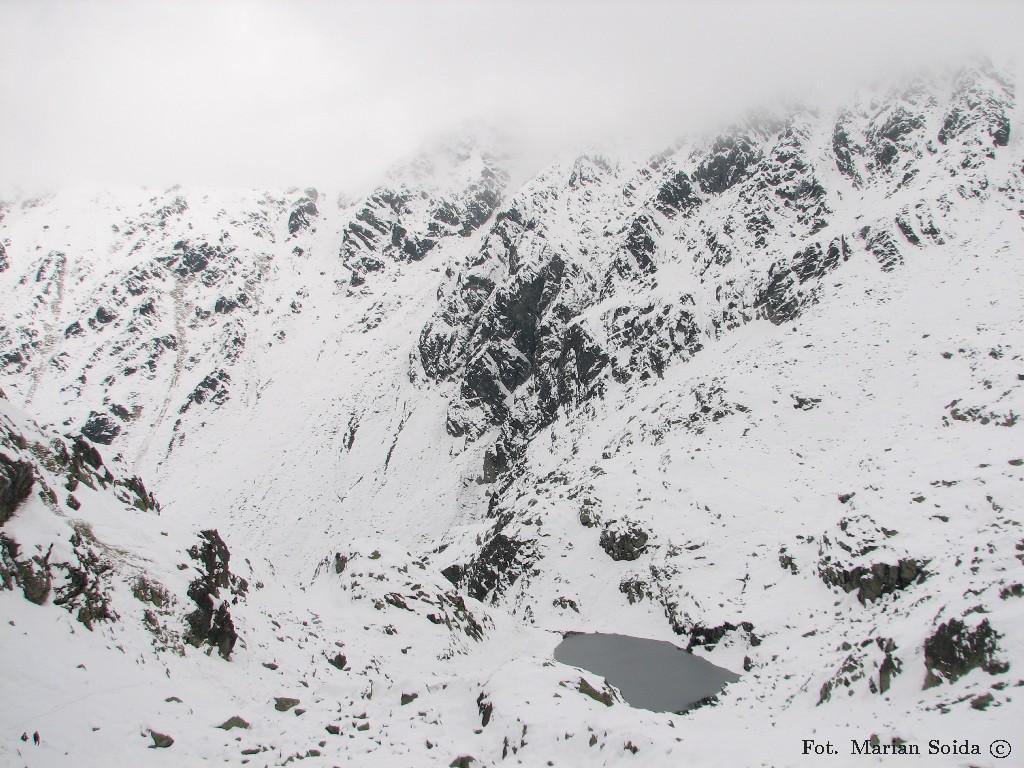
[1,62,1023,766]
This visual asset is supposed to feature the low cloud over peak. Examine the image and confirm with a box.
[1,0,1020,194]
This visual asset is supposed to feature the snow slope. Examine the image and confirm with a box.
[1,61,1023,766]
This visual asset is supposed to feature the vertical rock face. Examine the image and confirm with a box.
[939,64,1013,150]
[184,529,247,659]
[0,453,34,525]
[340,138,509,285]
[1,537,51,604]
[288,190,320,235]
[832,114,861,182]
[414,61,1020,494]
[695,134,762,194]
[462,528,532,604]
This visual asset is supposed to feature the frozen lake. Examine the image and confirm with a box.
[554,632,740,713]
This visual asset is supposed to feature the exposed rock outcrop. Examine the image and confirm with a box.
[288,190,319,235]
[923,618,1008,688]
[599,520,649,562]
[53,530,118,628]
[0,535,52,604]
[819,559,927,604]
[184,529,246,660]
[81,412,121,446]
[462,527,532,604]
[148,730,174,748]
[0,453,33,525]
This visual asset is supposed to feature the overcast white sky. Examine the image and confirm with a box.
[0,0,1020,193]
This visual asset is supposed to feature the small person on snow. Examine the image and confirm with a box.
[20,732,27,742]
[32,731,40,746]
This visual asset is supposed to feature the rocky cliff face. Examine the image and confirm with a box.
[0,395,185,636]
[0,63,1022,766]
[418,64,1020,482]
[341,137,509,286]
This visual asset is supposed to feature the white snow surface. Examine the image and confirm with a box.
[0,64,1023,766]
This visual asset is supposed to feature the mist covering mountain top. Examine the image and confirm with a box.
[1,47,1023,768]
[2,0,1022,191]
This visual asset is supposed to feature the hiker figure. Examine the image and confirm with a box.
[32,731,39,746]
[20,732,27,742]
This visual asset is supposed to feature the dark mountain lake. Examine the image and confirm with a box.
[554,632,740,713]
